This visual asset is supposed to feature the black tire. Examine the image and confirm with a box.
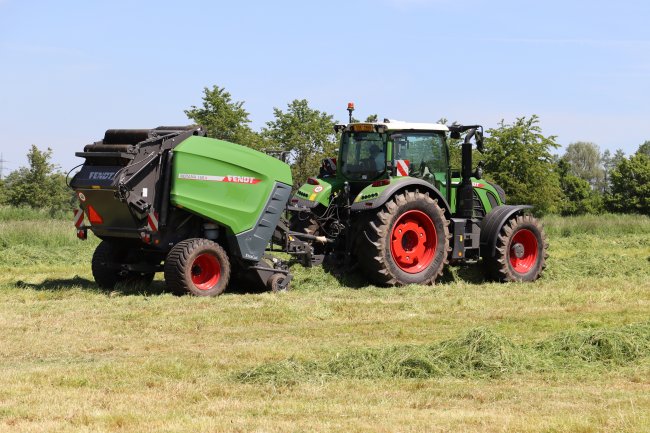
[357,190,450,286]
[485,214,548,282]
[91,241,155,290]
[290,212,320,235]
[164,238,230,297]
[488,182,507,204]
[289,212,326,256]
[267,273,289,292]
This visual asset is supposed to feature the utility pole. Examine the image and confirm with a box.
[0,153,9,180]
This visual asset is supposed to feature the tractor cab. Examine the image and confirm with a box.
[335,121,450,198]
[291,117,452,210]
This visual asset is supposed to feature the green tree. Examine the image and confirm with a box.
[4,145,73,212]
[601,149,626,193]
[483,115,562,215]
[607,151,650,214]
[556,158,602,215]
[0,178,6,204]
[262,99,337,187]
[562,141,604,188]
[365,114,378,122]
[637,140,650,157]
[185,85,262,149]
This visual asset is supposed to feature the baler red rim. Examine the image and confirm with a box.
[191,253,221,290]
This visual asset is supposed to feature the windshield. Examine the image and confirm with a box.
[340,132,387,181]
[392,131,448,195]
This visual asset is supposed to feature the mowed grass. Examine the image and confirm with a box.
[0,207,649,432]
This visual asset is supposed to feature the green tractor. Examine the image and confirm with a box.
[290,104,548,285]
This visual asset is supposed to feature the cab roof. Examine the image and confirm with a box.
[344,120,449,132]
[379,120,449,132]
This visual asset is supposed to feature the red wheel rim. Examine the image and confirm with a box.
[390,210,437,274]
[509,229,538,274]
[191,253,221,290]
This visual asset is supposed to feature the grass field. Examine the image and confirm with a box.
[0,208,649,432]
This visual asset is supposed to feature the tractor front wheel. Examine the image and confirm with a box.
[486,214,548,282]
[164,238,231,296]
[357,191,450,286]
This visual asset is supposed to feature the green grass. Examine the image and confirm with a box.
[0,211,649,432]
[0,205,71,222]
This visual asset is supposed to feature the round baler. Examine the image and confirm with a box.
[70,126,294,295]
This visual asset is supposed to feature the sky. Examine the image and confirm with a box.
[1,0,649,175]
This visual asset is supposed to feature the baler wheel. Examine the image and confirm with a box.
[267,273,289,292]
[164,238,230,296]
[357,190,450,286]
[91,241,155,290]
[485,214,548,282]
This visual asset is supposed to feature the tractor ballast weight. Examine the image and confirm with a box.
[71,126,301,295]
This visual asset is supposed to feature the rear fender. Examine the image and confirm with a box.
[350,178,451,218]
[480,205,533,257]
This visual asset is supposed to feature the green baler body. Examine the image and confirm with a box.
[171,136,292,235]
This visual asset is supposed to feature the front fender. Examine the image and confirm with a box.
[292,178,335,208]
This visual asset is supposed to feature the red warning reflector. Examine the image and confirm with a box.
[86,205,103,225]
[147,211,159,233]
[396,159,410,177]
[73,208,84,228]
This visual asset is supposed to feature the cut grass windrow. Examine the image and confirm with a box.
[237,322,650,384]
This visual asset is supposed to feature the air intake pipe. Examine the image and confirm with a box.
[456,126,483,219]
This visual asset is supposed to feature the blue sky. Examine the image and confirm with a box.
[1,0,649,173]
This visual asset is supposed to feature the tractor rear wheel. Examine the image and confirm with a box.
[92,241,155,289]
[485,214,548,282]
[289,212,326,255]
[164,238,230,296]
[357,190,450,286]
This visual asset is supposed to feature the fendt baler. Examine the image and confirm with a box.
[70,126,307,296]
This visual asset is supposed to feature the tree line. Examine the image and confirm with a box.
[1,84,648,216]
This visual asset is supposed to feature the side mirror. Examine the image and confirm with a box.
[450,131,461,140]
[475,130,484,153]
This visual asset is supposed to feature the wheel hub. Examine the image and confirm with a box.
[512,243,525,259]
[390,210,437,274]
